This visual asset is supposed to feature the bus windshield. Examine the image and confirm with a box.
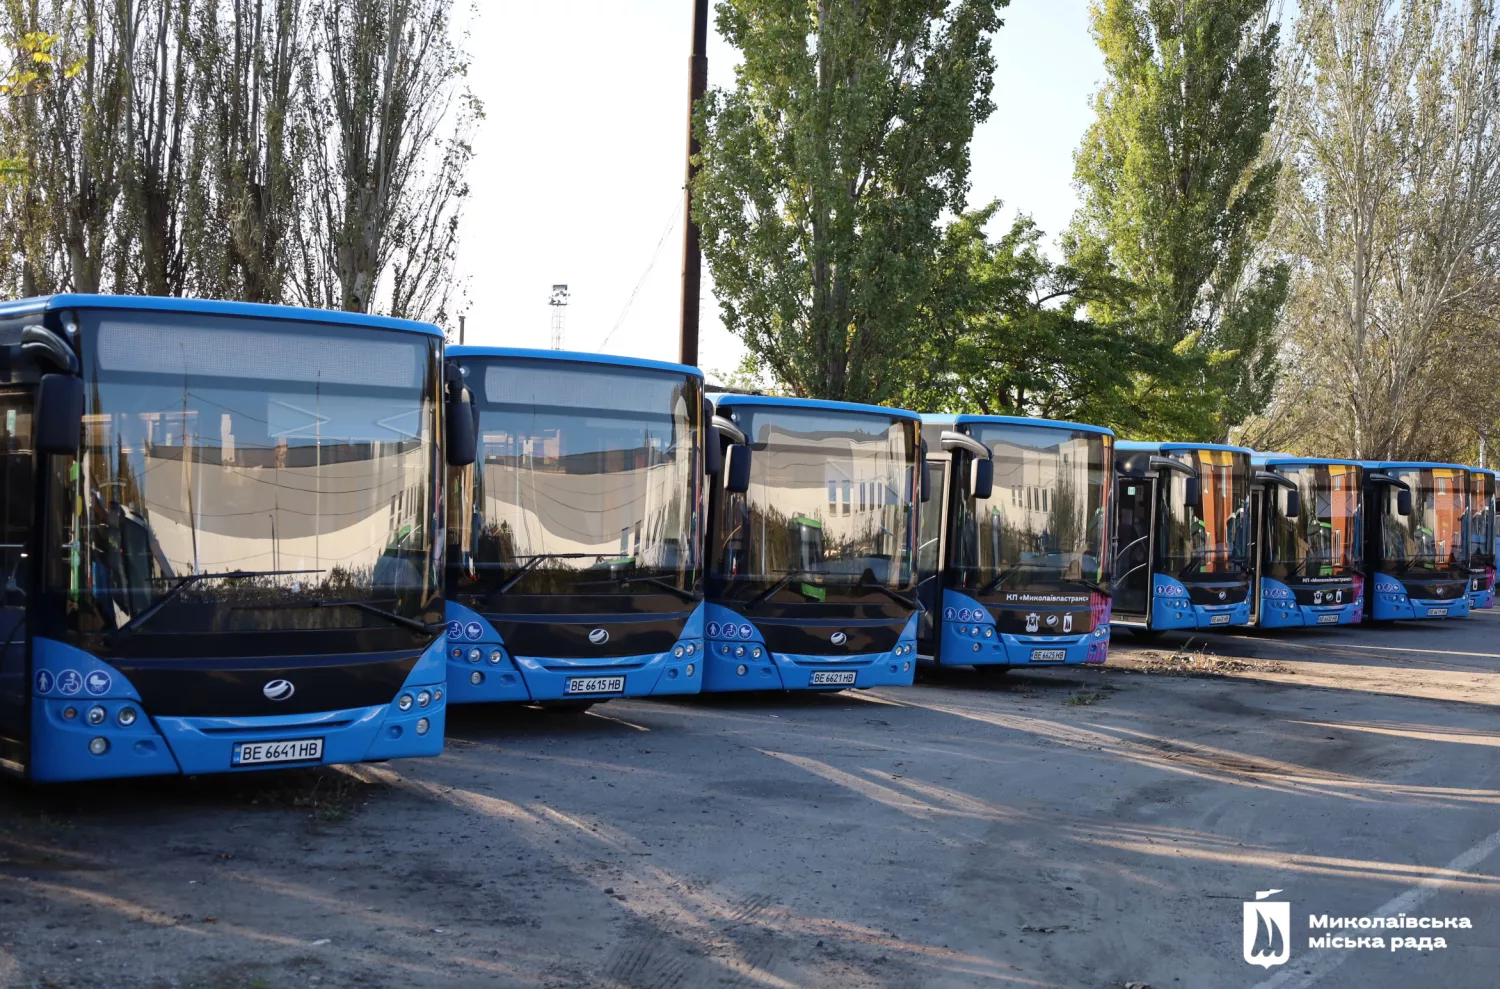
[1161,449,1252,579]
[48,310,441,644]
[1469,472,1495,566]
[1266,464,1362,579]
[450,358,700,600]
[712,406,917,595]
[1378,467,1468,573]
[952,425,1112,594]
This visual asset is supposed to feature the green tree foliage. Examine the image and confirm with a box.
[895,204,1180,430]
[1071,0,1288,439]
[694,0,1008,404]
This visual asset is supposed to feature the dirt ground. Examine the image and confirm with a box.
[5,613,1500,989]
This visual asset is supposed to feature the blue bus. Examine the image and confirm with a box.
[704,395,922,692]
[443,347,706,711]
[0,295,468,782]
[1110,442,1254,634]
[1467,467,1495,610]
[1249,454,1365,628]
[1362,461,1471,621]
[916,415,1114,669]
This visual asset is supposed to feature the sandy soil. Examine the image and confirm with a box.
[5,613,1500,989]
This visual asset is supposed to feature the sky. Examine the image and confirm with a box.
[454,1,1104,378]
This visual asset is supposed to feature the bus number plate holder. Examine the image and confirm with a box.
[1209,614,1232,625]
[1317,614,1340,624]
[810,670,857,686]
[232,738,324,767]
[1030,649,1067,663]
[565,676,625,695]
[1429,608,1448,617]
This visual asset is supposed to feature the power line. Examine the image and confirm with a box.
[599,194,684,351]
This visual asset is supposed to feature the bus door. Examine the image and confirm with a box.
[1111,476,1156,622]
[0,385,34,770]
[916,457,950,656]
[1248,485,1266,624]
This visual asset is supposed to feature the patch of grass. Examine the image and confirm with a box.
[1063,692,1108,706]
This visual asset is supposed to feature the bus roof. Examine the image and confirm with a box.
[0,293,445,337]
[448,345,702,378]
[711,393,920,421]
[919,413,1114,437]
[1364,460,1471,472]
[1467,466,1499,478]
[1116,440,1254,456]
[1251,452,1365,469]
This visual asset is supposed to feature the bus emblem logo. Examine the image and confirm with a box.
[263,680,295,702]
[588,628,610,645]
[1218,590,1227,601]
[1063,614,1073,633]
[1025,613,1040,633]
[830,632,847,645]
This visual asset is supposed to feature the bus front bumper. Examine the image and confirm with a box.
[701,643,917,692]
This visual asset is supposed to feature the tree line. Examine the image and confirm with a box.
[0,0,476,327]
[693,0,1500,464]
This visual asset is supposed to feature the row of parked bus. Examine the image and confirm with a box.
[0,296,1489,782]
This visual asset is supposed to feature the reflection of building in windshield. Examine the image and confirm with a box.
[1384,468,1467,567]
[977,430,1107,580]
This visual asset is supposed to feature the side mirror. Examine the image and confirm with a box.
[443,364,476,467]
[1184,476,1203,510]
[920,461,931,503]
[703,398,723,476]
[969,458,994,500]
[35,373,83,455]
[724,443,751,493]
[1284,488,1301,520]
[1397,489,1412,517]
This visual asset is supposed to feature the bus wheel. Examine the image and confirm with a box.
[538,701,597,714]
[1128,628,1164,642]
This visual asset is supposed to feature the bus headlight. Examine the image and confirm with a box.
[87,706,106,726]
[736,664,748,676]
[416,718,430,736]
[751,647,763,659]
[88,737,109,756]
[983,627,993,638]
[417,690,432,708]
[397,693,414,712]
[468,648,482,663]
[673,645,685,658]
[469,671,483,685]
[734,646,746,657]
[488,649,504,665]
[685,664,695,677]
[117,707,137,727]
[685,642,696,656]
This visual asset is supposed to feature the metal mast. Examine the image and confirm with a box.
[548,284,570,350]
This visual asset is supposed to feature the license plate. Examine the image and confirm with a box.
[1429,608,1448,617]
[232,737,323,767]
[1030,648,1067,662]
[809,670,856,686]
[1317,613,1340,624]
[564,676,625,695]
[1209,614,1232,625]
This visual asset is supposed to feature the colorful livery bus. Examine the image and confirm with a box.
[1249,455,1365,627]
[1363,462,1471,621]
[704,396,922,692]
[916,415,1113,669]
[0,295,465,782]
[1111,442,1254,633]
[444,347,706,711]
[1467,467,1496,610]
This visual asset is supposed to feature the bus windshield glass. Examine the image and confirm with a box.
[712,407,917,595]
[1378,467,1468,573]
[1161,449,1252,579]
[451,358,700,600]
[50,310,441,643]
[1265,464,1362,579]
[1469,472,1495,566]
[953,425,1112,594]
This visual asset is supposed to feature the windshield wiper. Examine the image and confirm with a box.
[856,573,923,612]
[979,562,1040,596]
[109,569,324,640]
[273,599,439,635]
[495,553,599,594]
[575,572,699,602]
[745,568,833,610]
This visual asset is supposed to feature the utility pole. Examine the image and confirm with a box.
[678,0,709,369]
[458,314,466,345]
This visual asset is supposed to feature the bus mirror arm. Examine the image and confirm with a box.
[21,324,79,375]
[919,439,931,502]
[1256,470,1300,517]
[1149,456,1197,477]
[702,400,724,475]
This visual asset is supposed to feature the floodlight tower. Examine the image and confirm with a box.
[548,284,570,350]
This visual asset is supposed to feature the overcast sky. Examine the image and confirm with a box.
[454,1,1103,376]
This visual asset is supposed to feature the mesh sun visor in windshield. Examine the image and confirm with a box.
[482,363,687,417]
[93,315,424,388]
